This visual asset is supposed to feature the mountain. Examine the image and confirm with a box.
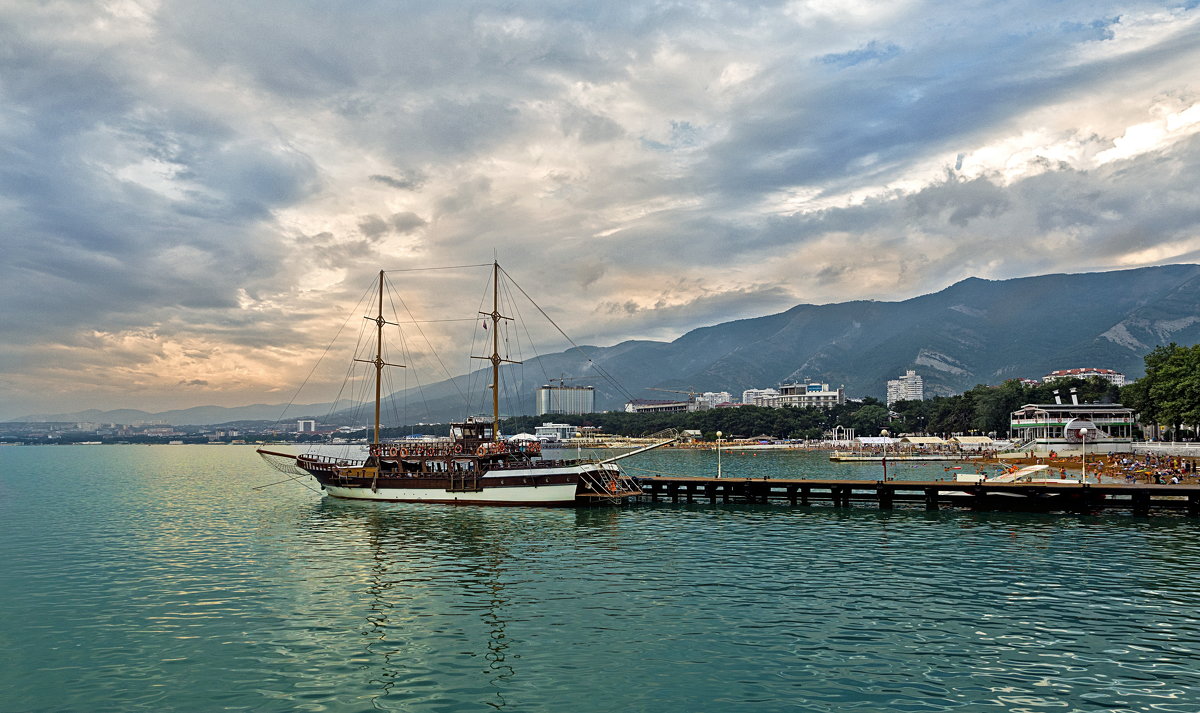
[19,264,1200,427]
[10,402,350,426]
[355,263,1200,423]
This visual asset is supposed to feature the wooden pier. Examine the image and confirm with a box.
[635,476,1200,516]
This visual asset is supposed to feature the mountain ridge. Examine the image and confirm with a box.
[16,264,1200,425]
[360,263,1200,423]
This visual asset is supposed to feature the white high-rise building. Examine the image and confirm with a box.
[695,391,734,409]
[886,370,924,407]
[742,388,780,405]
[536,385,596,416]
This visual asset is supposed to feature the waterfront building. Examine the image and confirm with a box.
[742,388,780,405]
[1042,368,1126,386]
[695,391,734,409]
[535,385,596,416]
[886,370,924,406]
[297,419,316,432]
[534,423,577,441]
[624,399,691,414]
[1009,402,1134,455]
[762,382,846,409]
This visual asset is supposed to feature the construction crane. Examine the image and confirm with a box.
[645,387,700,398]
[546,375,591,387]
[644,387,703,412]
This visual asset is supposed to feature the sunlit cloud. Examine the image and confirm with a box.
[2,0,1200,418]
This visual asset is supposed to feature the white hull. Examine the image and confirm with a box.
[315,463,623,506]
[323,481,580,505]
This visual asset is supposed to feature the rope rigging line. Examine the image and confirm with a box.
[385,274,471,412]
[272,280,376,431]
[504,281,557,393]
[338,302,379,436]
[382,287,415,434]
[392,318,480,323]
[327,333,365,432]
[381,263,493,273]
[497,265,637,404]
[465,273,494,420]
[253,472,324,494]
[497,276,526,423]
[384,280,437,425]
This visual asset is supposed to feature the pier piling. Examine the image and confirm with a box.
[633,476,1200,516]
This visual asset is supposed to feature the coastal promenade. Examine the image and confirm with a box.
[635,475,1200,516]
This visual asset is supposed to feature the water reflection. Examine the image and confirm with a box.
[287,500,623,710]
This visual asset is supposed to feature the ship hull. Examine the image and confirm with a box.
[303,462,627,506]
[322,481,580,506]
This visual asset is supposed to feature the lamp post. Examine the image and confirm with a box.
[1079,427,1088,483]
[880,429,890,481]
[716,430,723,479]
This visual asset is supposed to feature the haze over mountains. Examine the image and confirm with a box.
[10,402,350,427]
[16,264,1200,426]
[364,263,1200,424]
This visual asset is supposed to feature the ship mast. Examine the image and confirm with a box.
[473,261,520,442]
[374,271,384,446]
[355,270,404,449]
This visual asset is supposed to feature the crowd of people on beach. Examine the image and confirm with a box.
[948,451,1199,485]
[1090,453,1198,484]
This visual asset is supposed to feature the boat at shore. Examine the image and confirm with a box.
[954,463,1081,486]
[258,262,658,506]
[946,464,1094,509]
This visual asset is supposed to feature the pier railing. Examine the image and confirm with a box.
[1132,442,1200,457]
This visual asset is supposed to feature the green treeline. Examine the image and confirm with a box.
[500,344,1200,440]
[500,378,1108,441]
[374,344,1200,441]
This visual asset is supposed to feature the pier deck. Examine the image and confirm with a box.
[635,476,1200,516]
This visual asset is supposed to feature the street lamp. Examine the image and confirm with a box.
[1079,427,1088,483]
[881,429,890,480]
[716,430,723,479]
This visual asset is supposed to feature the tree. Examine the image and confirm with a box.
[844,404,890,436]
[1128,343,1200,438]
[970,380,1028,436]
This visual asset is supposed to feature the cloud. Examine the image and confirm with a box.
[390,212,428,234]
[370,172,426,191]
[2,0,1200,417]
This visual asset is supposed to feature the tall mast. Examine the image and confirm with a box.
[473,261,520,442]
[355,270,404,450]
[491,261,500,438]
[374,270,384,447]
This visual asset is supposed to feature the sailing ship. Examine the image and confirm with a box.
[257,262,657,506]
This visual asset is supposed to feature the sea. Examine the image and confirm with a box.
[2,444,1199,713]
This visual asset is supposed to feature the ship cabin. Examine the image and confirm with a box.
[1009,403,1134,455]
[361,417,543,477]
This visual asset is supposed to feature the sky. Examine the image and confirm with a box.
[3,0,1200,420]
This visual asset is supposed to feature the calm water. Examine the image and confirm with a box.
[3,445,1199,713]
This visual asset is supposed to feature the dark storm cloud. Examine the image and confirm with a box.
[1,0,1198,418]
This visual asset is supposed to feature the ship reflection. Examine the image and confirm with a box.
[292,501,622,710]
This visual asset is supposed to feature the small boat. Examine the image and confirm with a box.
[954,464,1080,486]
[257,262,662,506]
[948,464,1095,510]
